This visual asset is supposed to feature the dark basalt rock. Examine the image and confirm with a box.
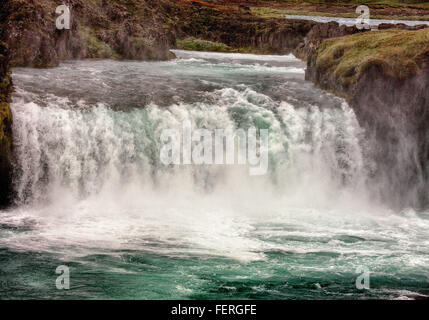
[1,0,178,67]
[0,41,13,208]
[350,65,429,209]
[306,30,429,209]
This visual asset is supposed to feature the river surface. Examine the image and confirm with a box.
[285,14,429,27]
[0,50,428,299]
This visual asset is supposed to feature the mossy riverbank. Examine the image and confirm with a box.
[312,27,429,87]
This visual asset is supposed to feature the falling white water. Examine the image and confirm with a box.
[11,86,367,207]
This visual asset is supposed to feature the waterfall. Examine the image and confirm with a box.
[12,86,367,208]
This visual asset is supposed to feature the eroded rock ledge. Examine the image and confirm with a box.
[0,0,179,67]
[306,28,429,209]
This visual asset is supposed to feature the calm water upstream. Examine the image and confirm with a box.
[285,14,429,27]
[0,50,428,299]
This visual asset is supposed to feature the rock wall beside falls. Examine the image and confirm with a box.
[0,41,13,208]
[175,3,316,54]
[306,27,429,209]
[0,0,179,67]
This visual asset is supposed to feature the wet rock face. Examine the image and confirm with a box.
[1,0,178,67]
[306,38,429,209]
[350,66,429,209]
[0,41,13,208]
[1,0,84,67]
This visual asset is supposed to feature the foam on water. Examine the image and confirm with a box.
[172,50,300,62]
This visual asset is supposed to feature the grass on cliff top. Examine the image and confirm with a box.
[314,27,429,85]
[176,38,235,52]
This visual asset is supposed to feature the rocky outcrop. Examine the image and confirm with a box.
[294,21,359,60]
[352,64,429,209]
[0,42,13,208]
[176,4,316,54]
[173,3,365,58]
[0,0,178,67]
[0,0,362,66]
[306,28,429,209]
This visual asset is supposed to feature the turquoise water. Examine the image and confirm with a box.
[1,51,428,299]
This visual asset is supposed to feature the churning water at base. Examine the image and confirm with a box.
[1,51,429,299]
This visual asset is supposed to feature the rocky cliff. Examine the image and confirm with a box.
[176,3,315,54]
[0,42,13,208]
[306,27,429,209]
[0,0,179,67]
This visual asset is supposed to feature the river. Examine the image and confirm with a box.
[285,14,429,27]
